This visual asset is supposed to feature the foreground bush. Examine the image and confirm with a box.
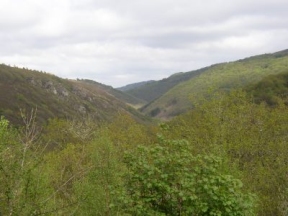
[117,138,256,216]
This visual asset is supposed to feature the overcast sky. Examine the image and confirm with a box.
[0,0,287,87]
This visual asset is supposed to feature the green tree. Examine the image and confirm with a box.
[0,115,54,215]
[73,136,124,215]
[99,113,154,153]
[162,91,288,215]
[117,137,255,215]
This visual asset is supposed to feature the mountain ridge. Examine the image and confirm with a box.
[119,68,209,104]
[2,48,288,123]
[117,80,156,92]
[138,49,288,119]
[0,64,149,125]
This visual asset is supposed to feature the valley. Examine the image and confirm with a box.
[1,49,288,215]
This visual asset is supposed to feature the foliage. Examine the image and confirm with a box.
[2,61,288,215]
[0,115,54,215]
[98,113,156,153]
[125,68,206,104]
[43,143,91,214]
[0,94,286,215]
[246,71,288,106]
[41,117,98,150]
[141,49,288,119]
[162,90,288,215]
[73,136,124,215]
[117,137,255,216]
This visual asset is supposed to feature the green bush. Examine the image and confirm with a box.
[117,137,255,215]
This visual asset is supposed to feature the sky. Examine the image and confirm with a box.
[0,0,288,87]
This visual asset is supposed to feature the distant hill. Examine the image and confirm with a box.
[2,49,288,124]
[117,80,156,92]
[77,79,146,107]
[139,49,288,119]
[120,70,207,103]
[0,64,148,125]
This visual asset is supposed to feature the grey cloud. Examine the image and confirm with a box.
[0,0,288,87]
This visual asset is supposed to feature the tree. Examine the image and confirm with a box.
[0,114,53,215]
[117,137,255,216]
[162,90,288,215]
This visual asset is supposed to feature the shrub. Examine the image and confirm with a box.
[117,137,256,216]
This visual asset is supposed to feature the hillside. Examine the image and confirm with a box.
[120,69,207,103]
[0,64,148,125]
[77,79,146,108]
[117,80,156,92]
[245,71,288,106]
[140,49,288,119]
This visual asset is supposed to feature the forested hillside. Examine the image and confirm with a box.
[246,71,288,106]
[119,68,206,103]
[77,79,146,107]
[140,49,288,119]
[117,80,156,92]
[0,64,147,125]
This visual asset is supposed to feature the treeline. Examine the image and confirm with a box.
[1,90,288,215]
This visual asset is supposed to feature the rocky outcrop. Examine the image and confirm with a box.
[27,77,69,97]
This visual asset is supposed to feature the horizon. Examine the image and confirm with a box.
[1,0,287,87]
[2,47,287,88]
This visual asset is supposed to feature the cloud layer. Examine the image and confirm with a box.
[1,0,288,87]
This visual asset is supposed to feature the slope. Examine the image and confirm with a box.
[120,69,207,103]
[0,64,148,125]
[78,79,146,108]
[245,71,288,106]
[117,80,156,92]
[141,49,288,119]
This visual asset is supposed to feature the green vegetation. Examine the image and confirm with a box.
[117,80,156,92]
[117,138,255,215]
[121,69,206,103]
[0,64,148,125]
[0,114,53,215]
[78,79,146,107]
[140,49,288,119]
[246,71,288,106]
[1,89,288,215]
[1,50,288,215]
[160,91,288,215]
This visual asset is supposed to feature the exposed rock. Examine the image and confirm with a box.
[59,88,69,97]
[78,105,86,114]
[26,77,42,86]
[27,77,70,96]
